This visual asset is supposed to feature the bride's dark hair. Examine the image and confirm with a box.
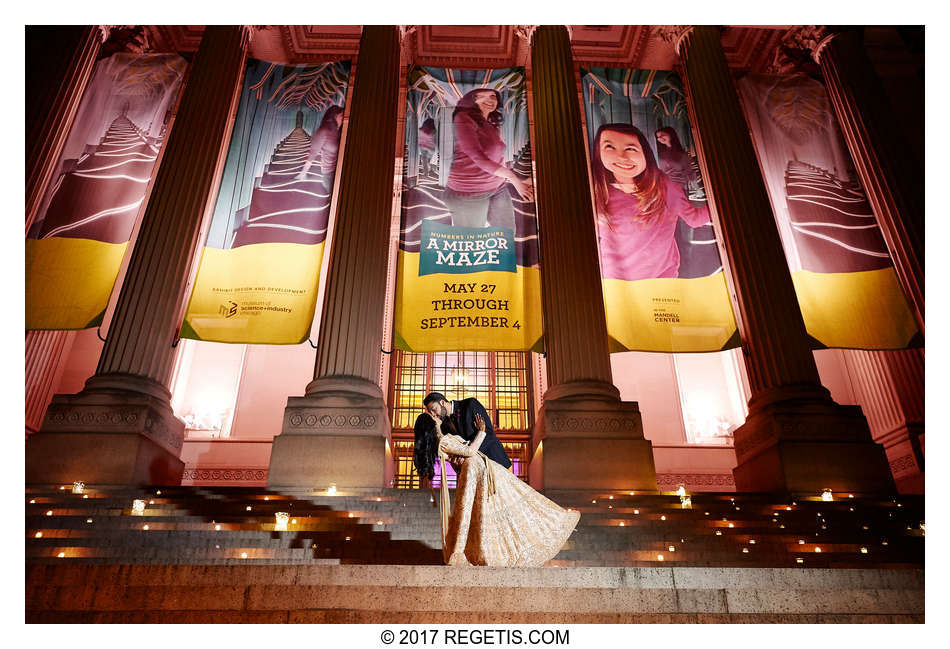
[413,413,459,481]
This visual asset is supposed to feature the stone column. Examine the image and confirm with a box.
[783,27,924,334]
[267,26,400,489]
[27,26,252,486]
[669,25,894,494]
[26,25,105,231]
[842,348,924,493]
[25,27,104,434]
[528,25,656,491]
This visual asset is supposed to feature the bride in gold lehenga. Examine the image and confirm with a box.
[413,412,580,567]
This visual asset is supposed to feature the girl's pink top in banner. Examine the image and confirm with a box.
[597,175,710,281]
[447,112,506,195]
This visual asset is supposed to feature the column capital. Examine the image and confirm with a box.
[654,25,695,57]
[514,25,538,46]
[780,26,846,66]
[398,25,417,61]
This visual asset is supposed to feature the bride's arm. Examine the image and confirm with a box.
[468,413,488,454]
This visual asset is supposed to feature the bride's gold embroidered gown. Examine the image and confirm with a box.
[437,433,580,567]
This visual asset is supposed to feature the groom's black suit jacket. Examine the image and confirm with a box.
[450,398,512,469]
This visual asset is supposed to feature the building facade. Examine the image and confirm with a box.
[25,25,924,495]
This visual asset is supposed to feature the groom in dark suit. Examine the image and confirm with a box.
[423,392,512,469]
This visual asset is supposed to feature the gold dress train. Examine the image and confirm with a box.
[437,433,580,567]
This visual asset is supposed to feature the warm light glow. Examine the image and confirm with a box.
[156,490,161,495]
[634,509,640,515]
[786,506,792,511]
[71,482,84,494]
[848,494,854,499]
[348,513,354,518]
[680,496,692,508]
[149,500,155,505]
[45,510,52,517]
[59,486,65,491]
[143,524,149,530]
[715,531,722,536]
[376,520,383,525]
[241,552,248,559]
[749,539,756,544]
[728,523,734,528]
[86,519,92,524]
[796,558,804,564]
[57,552,65,558]
[882,541,888,546]
[742,548,749,553]
[657,554,664,561]
[327,484,337,496]
[291,519,297,524]
[821,489,833,502]
[82,495,89,499]
[345,536,351,541]
[676,485,686,498]
[668,545,675,552]
[619,522,625,527]
[29,500,35,504]
[377,498,381,502]
[609,495,614,500]
[591,500,596,504]
[860,547,868,554]
[661,515,666,521]
[246,506,252,511]
[34,532,42,538]
[629,492,635,496]
[274,512,289,531]
[132,499,146,514]
[215,524,221,531]
[264,497,269,501]
[814,547,821,552]
[799,539,805,544]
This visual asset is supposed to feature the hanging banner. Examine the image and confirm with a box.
[737,74,919,349]
[26,53,187,330]
[394,66,543,352]
[581,68,739,352]
[180,58,350,344]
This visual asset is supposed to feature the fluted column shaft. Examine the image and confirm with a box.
[26,25,103,231]
[816,30,924,334]
[25,330,76,435]
[678,26,824,405]
[311,26,399,393]
[531,25,615,397]
[92,26,250,398]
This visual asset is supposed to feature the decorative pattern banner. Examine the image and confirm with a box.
[180,58,350,344]
[737,74,919,349]
[26,53,187,330]
[394,67,542,352]
[581,68,738,352]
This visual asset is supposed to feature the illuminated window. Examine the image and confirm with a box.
[389,350,532,487]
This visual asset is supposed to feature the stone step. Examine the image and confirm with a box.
[25,564,924,623]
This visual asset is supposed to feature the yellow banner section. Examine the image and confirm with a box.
[792,267,918,349]
[603,272,738,352]
[394,250,543,352]
[181,242,324,344]
[26,238,128,330]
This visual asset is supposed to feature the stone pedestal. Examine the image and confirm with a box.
[27,385,185,485]
[268,378,391,488]
[533,395,656,491]
[731,391,894,494]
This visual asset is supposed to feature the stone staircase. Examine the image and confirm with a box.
[25,485,925,622]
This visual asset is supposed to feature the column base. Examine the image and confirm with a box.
[28,383,185,486]
[876,423,924,494]
[532,394,657,490]
[267,377,392,488]
[732,397,895,494]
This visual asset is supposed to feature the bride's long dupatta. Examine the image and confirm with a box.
[438,453,450,562]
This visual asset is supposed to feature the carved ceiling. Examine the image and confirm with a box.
[139,25,789,73]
